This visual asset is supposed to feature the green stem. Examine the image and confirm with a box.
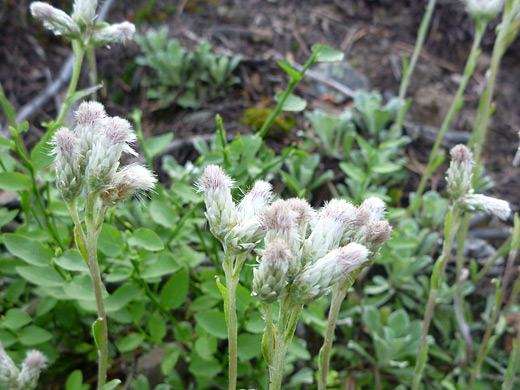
[56,40,85,124]
[223,256,239,390]
[469,215,520,389]
[257,49,321,139]
[85,192,108,390]
[131,109,153,170]
[408,20,486,213]
[395,0,437,130]
[318,270,360,390]
[412,207,461,390]
[262,303,275,364]
[454,213,472,363]
[269,300,303,390]
[216,115,231,168]
[503,315,520,390]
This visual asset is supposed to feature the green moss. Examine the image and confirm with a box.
[240,107,296,139]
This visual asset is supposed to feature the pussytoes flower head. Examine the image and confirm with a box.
[100,164,157,205]
[17,350,47,390]
[303,199,357,263]
[0,343,20,389]
[358,197,386,223]
[51,127,82,201]
[290,243,369,304]
[460,194,511,221]
[92,21,136,46]
[238,180,273,220]
[30,2,80,38]
[197,165,238,241]
[75,101,107,126]
[252,240,290,304]
[446,144,475,199]
[364,220,392,257]
[72,0,98,25]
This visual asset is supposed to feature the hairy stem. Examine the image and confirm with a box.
[412,208,461,390]
[56,40,85,124]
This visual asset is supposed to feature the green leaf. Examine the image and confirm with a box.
[188,352,222,378]
[195,336,217,359]
[63,274,96,300]
[237,333,263,360]
[339,162,365,183]
[92,318,102,350]
[98,224,123,257]
[100,379,121,390]
[149,199,179,228]
[66,370,84,390]
[104,283,141,312]
[194,310,228,339]
[372,163,403,174]
[0,85,16,126]
[1,308,32,330]
[312,45,345,62]
[140,252,180,280]
[274,92,307,112]
[215,276,228,326]
[118,333,145,353]
[16,265,63,287]
[160,268,189,309]
[147,312,167,342]
[3,233,54,266]
[277,60,302,81]
[128,228,164,251]
[161,349,181,375]
[64,84,103,107]
[55,250,88,272]
[19,325,52,346]
[145,133,174,157]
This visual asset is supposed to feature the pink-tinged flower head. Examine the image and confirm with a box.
[102,116,137,155]
[290,243,369,304]
[75,101,107,126]
[261,199,297,236]
[364,220,392,258]
[92,21,136,46]
[286,197,315,239]
[252,239,290,304]
[100,164,156,205]
[446,144,475,199]
[197,165,235,194]
[51,127,79,159]
[303,199,357,263]
[238,180,273,219]
[17,350,47,390]
[30,2,80,38]
[358,197,386,222]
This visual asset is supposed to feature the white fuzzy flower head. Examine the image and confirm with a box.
[86,116,137,191]
[17,350,47,390]
[238,180,273,220]
[446,144,475,199]
[286,197,315,239]
[0,344,20,389]
[100,164,157,205]
[358,197,386,223]
[92,21,136,46]
[74,101,107,164]
[364,220,392,257]
[303,199,357,263]
[72,0,98,25]
[461,194,511,220]
[197,165,238,242]
[252,240,290,304]
[261,200,303,274]
[465,0,504,20]
[30,2,80,38]
[51,127,82,201]
[290,243,369,304]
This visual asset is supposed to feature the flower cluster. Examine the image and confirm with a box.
[0,344,46,390]
[198,164,392,305]
[51,101,156,205]
[197,165,272,253]
[30,0,135,46]
[446,144,510,220]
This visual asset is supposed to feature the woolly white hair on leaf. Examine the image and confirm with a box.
[30,2,80,38]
